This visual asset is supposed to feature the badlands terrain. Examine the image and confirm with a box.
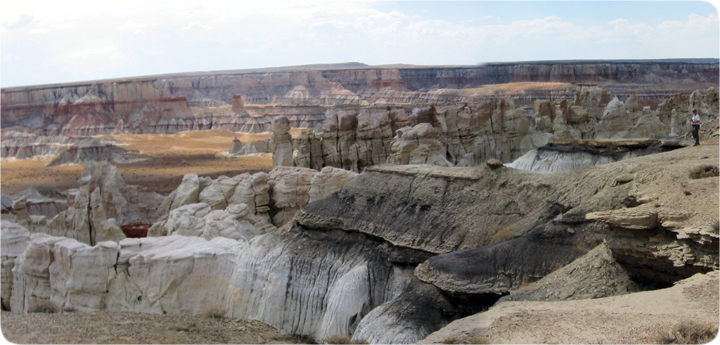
[1,60,719,344]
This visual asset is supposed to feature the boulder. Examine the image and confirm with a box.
[308,167,359,203]
[497,242,640,302]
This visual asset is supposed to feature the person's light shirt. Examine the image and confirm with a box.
[692,113,701,124]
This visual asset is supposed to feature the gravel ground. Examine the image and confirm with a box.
[1,310,305,344]
[419,271,719,344]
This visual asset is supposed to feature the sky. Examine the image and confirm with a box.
[1,0,718,88]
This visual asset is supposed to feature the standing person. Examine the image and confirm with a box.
[690,109,701,146]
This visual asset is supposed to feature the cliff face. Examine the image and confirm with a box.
[2,61,717,137]
[7,144,718,343]
[269,85,718,172]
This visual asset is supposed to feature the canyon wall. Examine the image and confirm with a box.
[267,85,718,172]
[3,61,717,137]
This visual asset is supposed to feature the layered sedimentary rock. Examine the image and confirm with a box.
[6,186,68,221]
[46,138,130,166]
[3,61,717,138]
[292,101,538,172]
[419,270,718,344]
[286,86,717,172]
[10,143,718,343]
[149,165,359,235]
[495,242,641,302]
[508,139,686,172]
[1,221,30,310]
[22,161,165,245]
[1,135,87,159]
[152,203,274,241]
[229,137,272,156]
[271,117,293,168]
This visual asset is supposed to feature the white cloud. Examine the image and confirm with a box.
[3,14,35,30]
[118,21,148,30]
[50,21,77,29]
[46,45,126,67]
[658,20,682,28]
[687,12,719,29]
[182,22,214,31]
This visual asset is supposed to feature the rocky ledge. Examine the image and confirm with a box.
[3,140,717,343]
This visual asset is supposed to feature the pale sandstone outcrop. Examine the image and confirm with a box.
[1,221,31,310]
[10,234,67,313]
[229,137,272,156]
[268,167,318,226]
[387,124,453,167]
[9,143,718,344]
[271,117,293,168]
[153,203,273,240]
[293,100,549,172]
[293,86,717,172]
[149,166,357,235]
[308,167,359,203]
[288,85,717,173]
[12,232,410,342]
[46,138,130,167]
[595,97,631,139]
[28,161,166,245]
[629,106,667,138]
[6,186,68,226]
[508,139,684,172]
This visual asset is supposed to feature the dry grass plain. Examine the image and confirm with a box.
[1,129,278,195]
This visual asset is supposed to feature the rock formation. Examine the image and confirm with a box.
[284,86,718,173]
[152,203,273,241]
[508,139,686,172]
[271,117,293,168]
[3,61,717,139]
[419,270,718,344]
[1,221,30,310]
[22,161,166,245]
[46,138,130,166]
[229,138,272,156]
[149,165,359,234]
[3,60,719,344]
[496,242,641,302]
[8,142,718,343]
[6,186,68,222]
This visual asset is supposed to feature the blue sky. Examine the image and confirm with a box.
[1,1,718,87]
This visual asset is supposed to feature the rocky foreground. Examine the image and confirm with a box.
[1,310,299,344]
[421,270,719,344]
[2,138,717,344]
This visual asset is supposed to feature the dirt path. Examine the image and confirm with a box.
[1,310,305,344]
[419,271,718,344]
